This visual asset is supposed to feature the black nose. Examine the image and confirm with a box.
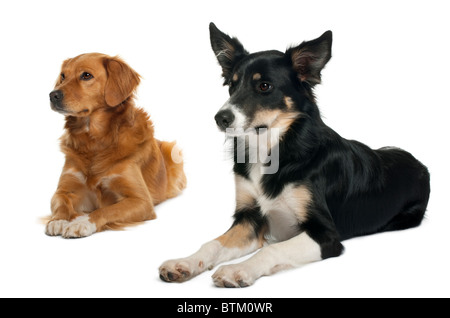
[215,109,235,130]
[49,90,63,103]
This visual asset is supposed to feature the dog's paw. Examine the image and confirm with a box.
[62,216,96,238]
[212,264,255,288]
[159,259,199,283]
[46,219,69,236]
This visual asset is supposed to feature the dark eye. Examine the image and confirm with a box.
[80,72,94,81]
[259,82,272,92]
[60,73,65,82]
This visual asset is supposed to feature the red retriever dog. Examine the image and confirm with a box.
[47,53,186,238]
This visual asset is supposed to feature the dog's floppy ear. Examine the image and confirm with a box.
[103,56,141,107]
[287,30,332,86]
[209,22,248,85]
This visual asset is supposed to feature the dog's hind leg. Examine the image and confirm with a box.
[375,148,430,234]
[379,200,428,232]
[158,140,187,199]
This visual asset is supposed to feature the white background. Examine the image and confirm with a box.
[0,0,449,298]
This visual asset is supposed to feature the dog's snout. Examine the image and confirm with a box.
[215,109,235,130]
[49,90,64,103]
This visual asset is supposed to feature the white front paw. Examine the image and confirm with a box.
[46,220,69,236]
[159,258,204,283]
[62,216,96,238]
[212,264,255,288]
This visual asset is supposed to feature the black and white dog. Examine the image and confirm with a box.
[159,23,430,287]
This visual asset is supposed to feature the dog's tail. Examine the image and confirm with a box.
[159,140,187,199]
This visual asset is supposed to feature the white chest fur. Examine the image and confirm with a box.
[235,164,311,243]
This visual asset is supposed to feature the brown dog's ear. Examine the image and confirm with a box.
[104,56,141,107]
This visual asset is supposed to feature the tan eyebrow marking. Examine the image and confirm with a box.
[253,73,262,81]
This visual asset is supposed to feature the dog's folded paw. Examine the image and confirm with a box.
[159,259,198,283]
[45,219,69,236]
[212,264,255,288]
[62,215,96,238]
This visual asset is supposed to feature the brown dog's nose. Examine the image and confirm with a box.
[49,90,63,103]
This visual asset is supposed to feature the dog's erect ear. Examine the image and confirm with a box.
[103,56,141,107]
[287,31,332,86]
[209,22,248,85]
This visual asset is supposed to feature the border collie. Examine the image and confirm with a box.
[159,23,430,287]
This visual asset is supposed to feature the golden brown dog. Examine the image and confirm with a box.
[47,53,186,238]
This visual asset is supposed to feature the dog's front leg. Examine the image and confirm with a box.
[212,232,321,287]
[46,167,89,236]
[61,165,156,238]
[212,211,344,287]
[159,207,267,284]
